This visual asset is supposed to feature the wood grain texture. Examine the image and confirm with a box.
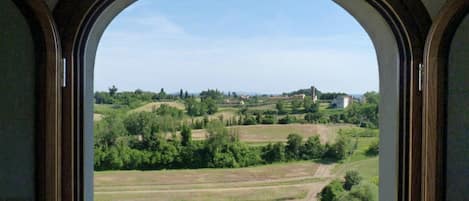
[422,1,469,201]
[12,0,63,201]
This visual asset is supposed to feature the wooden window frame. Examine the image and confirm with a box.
[12,1,63,201]
[422,1,469,201]
[21,0,462,200]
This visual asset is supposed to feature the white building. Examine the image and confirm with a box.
[331,95,353,109]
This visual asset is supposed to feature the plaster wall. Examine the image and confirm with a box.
[446,13,469,201]
[0,0,36,200]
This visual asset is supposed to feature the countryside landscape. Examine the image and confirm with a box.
[93,87,380,201]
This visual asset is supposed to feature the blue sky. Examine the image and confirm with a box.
[95,0,378,94]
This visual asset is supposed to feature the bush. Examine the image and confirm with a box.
[243,115,258,125]
[366,140,379,156]
[261,115,276,124]
[262,142,286,163]
[278,115,296,124]
[337,182,378,201]
[323,134,354,161]
[344,170,362,190]
[319,180,345,201]
[300,136,324,160]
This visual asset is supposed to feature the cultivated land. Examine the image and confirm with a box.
[95,162,329,201]
[94,158,378,201]
[191,124,354,144]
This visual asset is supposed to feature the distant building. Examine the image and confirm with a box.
[240,95,250,100]
[311,86,318,103]
[331,95,353,109]
[291,94,306,99]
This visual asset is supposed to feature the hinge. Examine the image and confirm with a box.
[418,63,423,92]
[62,58,67,88]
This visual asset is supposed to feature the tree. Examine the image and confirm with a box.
[204,98,218,114]
[276,100,287,114]
[157,88,166,100]
[303,96,312,112]
[305,112,325,123]
[94,113,127,148]
[344,170,362,190]
[285,133,303,160]
[363,91,380,105]
[291,99,302,113]
[319,180,345,201]
[324,134,354,160]
[109,85,118,96]
[134,89,143,95]
[180,124,192,146]
[301,136,324,159]
[262,142,285,163]
[179,89,184,99]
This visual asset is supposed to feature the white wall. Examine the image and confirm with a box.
[446,13,469,201]
[0,0,36,200]
[334,1,400,200]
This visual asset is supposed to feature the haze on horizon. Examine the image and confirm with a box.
[95,0,379,95]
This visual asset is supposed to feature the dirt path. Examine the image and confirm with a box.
[95,176,323,191]
[303,164,336,201]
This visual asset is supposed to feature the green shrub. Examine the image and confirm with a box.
[319,180,345,201]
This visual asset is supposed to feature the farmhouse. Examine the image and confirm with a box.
[331,95,353,109]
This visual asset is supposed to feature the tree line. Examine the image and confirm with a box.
[94,108,373,170]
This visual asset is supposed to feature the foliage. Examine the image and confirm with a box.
[291,99,303,113]
[200,89,224,101]
[344,170,363,190]
[262,142,286,163]
[180,124,192,146]
[285,134,303,160]
[324,134,355,161]
[319,180,345,201]
[278,115,296,124]
[363,91,380,105]
[337,182,378,201]
[185,97,219,116]
[305,112,326,123]
[366,140,379,156]
[320,92,347,100]
[300,136,325,160]
[276,101,287,114]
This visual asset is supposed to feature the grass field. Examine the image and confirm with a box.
[130,101,186,113]
[191,124,356,143]
[94,162,328,201]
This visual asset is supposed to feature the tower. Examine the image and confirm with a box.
[311,86,318,103]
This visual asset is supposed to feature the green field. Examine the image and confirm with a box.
[191,123,356,144]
